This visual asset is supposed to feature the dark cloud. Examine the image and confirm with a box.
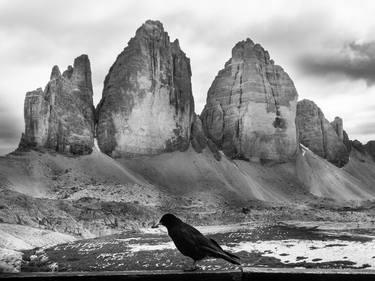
[298,41,375,85]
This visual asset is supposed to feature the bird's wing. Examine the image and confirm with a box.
[175,223,240,265]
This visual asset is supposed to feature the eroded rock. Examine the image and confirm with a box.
[18,55,95,154]
[96,20,194,157]
[296,99,349,167]
[201,39,298,162]
[190,114,221,160]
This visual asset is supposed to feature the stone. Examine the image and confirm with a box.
[190,114,221,160]
[201,38,298,162]
[190,114,207,153]
[18,55,95,154]
[365,141,375,160]
[296,99,349,167]
[343,130,352,153]
[351,139,365,154]
[96,20,194,157]
[331,117,344,141]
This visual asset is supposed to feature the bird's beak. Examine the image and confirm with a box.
[151,222,161,228]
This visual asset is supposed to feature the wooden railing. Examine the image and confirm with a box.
[2,267,375,281]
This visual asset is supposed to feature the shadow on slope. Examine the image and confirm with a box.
[296,145,375,201]
[118,147,310,204]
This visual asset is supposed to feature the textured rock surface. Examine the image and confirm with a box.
[343,130,352,153]
[19,55,95,154]
[190,114,221,160]
[190,114,207,153]
[365,141,375,160]
[96,20,194,157]
[201,39,298,162]
[331,117,344,141]
[296,99,349,167]
[351,140,366,154]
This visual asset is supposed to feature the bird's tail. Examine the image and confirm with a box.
[213,250,241,265]
[223,250,241,263]
[222,251,241,265]
[209,238,241,265]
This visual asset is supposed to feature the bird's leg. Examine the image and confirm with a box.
[184,260,198,271]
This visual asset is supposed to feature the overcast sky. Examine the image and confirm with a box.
[1,0,375,155]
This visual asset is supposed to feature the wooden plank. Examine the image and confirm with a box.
[242,267,375,281]
[0,269,242,281]
[2,267,375,281]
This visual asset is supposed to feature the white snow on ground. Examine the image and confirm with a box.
[126,233,375,269]
[231,239,375,268]
[129,241,175,252]
[140,223,255,235]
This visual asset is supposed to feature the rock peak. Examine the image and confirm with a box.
[50,65,61,80]
[201,38,298,162]
[144,19,164,29]
[73,54,90,68]
[296,99,349,167]
[231,38,271,64]
[96,20,194,157]
[19,55,95,154]
[135,20,166,39]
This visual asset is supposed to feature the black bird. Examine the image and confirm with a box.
[153,213,240,270]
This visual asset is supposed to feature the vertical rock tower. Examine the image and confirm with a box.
[19,55,95,154]
[201,39,298,162]
[296,99,349,167]
[96,20,194,157]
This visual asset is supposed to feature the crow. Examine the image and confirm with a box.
[153,213,240,270]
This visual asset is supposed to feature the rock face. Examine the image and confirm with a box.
[365,141,375,160]
[343,130,352,153]
[96,20,194,157]
[201,39,298,162]
[19,55,95,154]
[331,117,344,141]
[296,99,349,167]
[190,114,221,160]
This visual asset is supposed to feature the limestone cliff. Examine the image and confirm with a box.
[296,99,349,167]
[190,114,221,160]
[19,55,95,154]
[201,39,298,162]
[96,20,194,157]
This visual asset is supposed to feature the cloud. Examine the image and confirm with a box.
[0,103,22,155]
[0,104,22,142]
[298,41,375,86]
[349,121,375,136]
[1,0,375,144]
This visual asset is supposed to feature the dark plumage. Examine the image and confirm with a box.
[155,213,240,270]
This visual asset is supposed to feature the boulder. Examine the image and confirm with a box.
[296,99,349,167]
[18,55,95,154]
[96,20,194,157]
[201,38,298,162]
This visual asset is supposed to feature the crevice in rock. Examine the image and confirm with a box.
[238,73,243,109]
[148,38,158,91]
[319,114,327,158]
[229,64,240,104]
[220,103,226,147]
